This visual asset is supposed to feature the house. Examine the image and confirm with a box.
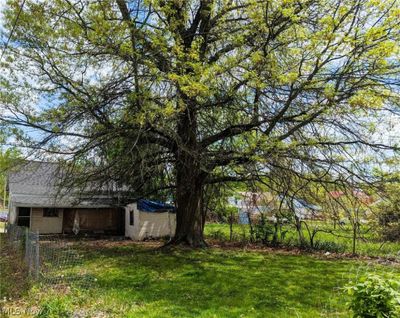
[7,161,177,239]
[229,192,322,224]
[328,189,375,224]
[329,190,374,205]
[7,161,125,235]
[125,200,176,240]
[292,198,322,220]
[228,192,276,224]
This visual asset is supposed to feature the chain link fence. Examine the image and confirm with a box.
[5,224,94,288]
[6,224,40,278]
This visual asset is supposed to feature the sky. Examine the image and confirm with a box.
[0,0,5,23]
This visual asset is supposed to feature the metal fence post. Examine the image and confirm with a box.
[35,230,40,280]
[25,227,29,264]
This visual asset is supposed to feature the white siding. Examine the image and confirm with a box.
[138,211,175,240]
[125,204,141,240]
[125,203,176,240]
[30,208,63,234]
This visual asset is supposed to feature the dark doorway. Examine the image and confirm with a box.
[63,208,125,235]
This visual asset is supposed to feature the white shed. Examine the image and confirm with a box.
[125,201,176,241]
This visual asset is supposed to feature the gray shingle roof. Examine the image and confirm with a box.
[8,161,60,196]
[8,161,119,208]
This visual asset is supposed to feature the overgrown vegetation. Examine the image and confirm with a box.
[204,223,400,258]
[375,184,400,243]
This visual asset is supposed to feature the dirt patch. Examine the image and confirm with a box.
[73,238,164,249]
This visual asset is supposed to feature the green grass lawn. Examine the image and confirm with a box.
[204,222,400,259]
[5,240,399,318]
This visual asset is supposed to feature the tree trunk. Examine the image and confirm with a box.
[168,102,207,247]
[272,218,279,246]
[171,173,207,247]
[352,208,359,255]
[352,225,357,255]
[229,210,233,241]
[294,215,306,247]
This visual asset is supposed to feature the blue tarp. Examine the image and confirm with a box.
[137,199,176,212]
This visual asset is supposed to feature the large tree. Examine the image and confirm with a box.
[0,0,399,246]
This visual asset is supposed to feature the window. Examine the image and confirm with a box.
[43,208,59,217]
[17,207,31,227]
[129,211,134,226]
[18,207,31,217]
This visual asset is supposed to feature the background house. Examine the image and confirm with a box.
[229,192,322,224]
[292,198,322,220]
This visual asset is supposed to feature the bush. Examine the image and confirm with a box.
[346,275,400,318]
[207,230,227,241]
[313,240,346,253]
[381,226,400,242]
[207,206,238,223]
[253,216,275,244]
[378,206,400,242]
